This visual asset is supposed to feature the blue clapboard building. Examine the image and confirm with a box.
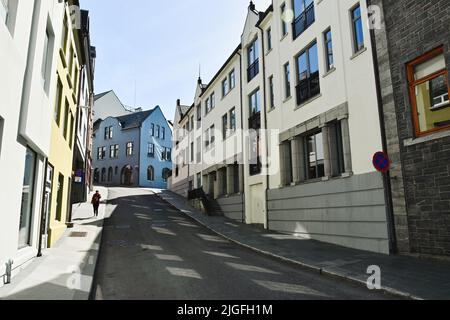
[93,106,172,189]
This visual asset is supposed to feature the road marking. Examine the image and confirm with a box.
[225,262,280,274]
[155,254,183,261]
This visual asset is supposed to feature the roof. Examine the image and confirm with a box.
[199,44,241,98]
[116,109,155,130]
[94,90,112,101]
[256,4,273,26]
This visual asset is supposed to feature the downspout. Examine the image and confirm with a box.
[256,22,270,230]
[237,51,245,224]
[366,0,397,254]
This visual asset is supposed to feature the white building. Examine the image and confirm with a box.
[0,0,66,286]
[93,90,135,123]
[171,0,391,254]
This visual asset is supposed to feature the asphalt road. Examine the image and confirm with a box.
[92,187,394,300]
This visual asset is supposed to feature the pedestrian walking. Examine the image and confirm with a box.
[91,190,102,217]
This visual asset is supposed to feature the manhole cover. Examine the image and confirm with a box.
[69,232,87,238]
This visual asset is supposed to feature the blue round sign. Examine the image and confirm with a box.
[373,151,390,173]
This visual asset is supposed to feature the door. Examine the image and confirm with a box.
[249,183,265,225]
[41,164,54,249]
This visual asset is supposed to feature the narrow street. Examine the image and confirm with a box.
[92,188,392,300]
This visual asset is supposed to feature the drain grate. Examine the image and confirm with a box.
[69,232,87,238]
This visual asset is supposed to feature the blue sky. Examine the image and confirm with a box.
[85,0,271,121]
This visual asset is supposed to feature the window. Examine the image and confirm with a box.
[147,166,155,181]
[284,63,291,98]
[151,123,154,136]
[98,147,106,160]
[1,0,8,24]
[269,76,275,109]
[296,41,320,105]
[222,77,229,97]
[196,104,202,128]
[190,116,194,131]
[162,127,166,140]
[196,136,201,163]
[222,113,228,140]
[281,3,288,36]
[205,98,210,115]
[210,125,215,145]
[115,166,118,175]
[42,26,55,94]
[126,142,134,156]
[156,125,160,138]
[54,76,63,125]
[230,69,236,89]
[205,128,210,148]
[61,15,68,53]
[351,4,364,53]
[293,0,315,40]
[18,148,36,248]
[191,142,194,162]
[267,27,272,51]
[68,45,74,78]
[196,173,201,188]
[69,112,74,148]
[329,122,345,177]
[110,145,119,158]
[324,28,334,71]
[249,89,261,116]
[62,99,69,139]
[55,173,65,221]
[210,92,215,110]
[247,39,259,82]
[108,167,113,182]
[166,148,172,161]
[305,131,325,180]
[104,126,113,140]
[230,108,236,133]
[407,47,450,136]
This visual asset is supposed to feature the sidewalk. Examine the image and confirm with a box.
[153,189,450,300]
[0,187,108,300]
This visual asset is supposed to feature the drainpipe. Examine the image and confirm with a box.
[366,0,397,254]
[5,260,13,284]
[256,23,270,230]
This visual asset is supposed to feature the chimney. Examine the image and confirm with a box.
[177,99,181,106]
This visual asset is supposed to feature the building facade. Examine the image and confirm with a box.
[93,107,172,189]
[139,107,173,189]
[373,0,450,257]
[71,9,96,205]
[171,0,395,254]
[0,0,66,286]
[46,1,85,247]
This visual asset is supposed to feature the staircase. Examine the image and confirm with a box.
[188,188,223,217]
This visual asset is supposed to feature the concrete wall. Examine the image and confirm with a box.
[170,178,190,198]
[268,172,389,254]
[140,107,173,189]
[216,194,245,222]
[93,117,140,187]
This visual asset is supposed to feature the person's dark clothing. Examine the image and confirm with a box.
[91,193,101,217]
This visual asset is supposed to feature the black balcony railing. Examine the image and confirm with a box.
[247,59,259,82]
[292,3,315,40]
[248,111,261,130]
[296,71,320,105]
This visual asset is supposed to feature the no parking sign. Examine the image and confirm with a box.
[372,151,391,173]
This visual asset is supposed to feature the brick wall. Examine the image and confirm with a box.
[382,0,450,256]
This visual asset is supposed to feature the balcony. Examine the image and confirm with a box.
[292,3,315,40]
[247,59,259,82]
[296,71,320,105]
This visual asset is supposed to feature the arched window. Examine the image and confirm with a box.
[108,167,113,182]
[147,166,155,181]
[101,168,106,182]
[162,168,171,182]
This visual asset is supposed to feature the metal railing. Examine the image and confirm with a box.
[293,3,315,40]
[247,59,260,82]
[296,71,320,105]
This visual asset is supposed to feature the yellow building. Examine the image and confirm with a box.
[47,3,83,247]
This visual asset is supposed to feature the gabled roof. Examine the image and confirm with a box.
[116,109,155,130]
[94,90,112,101]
